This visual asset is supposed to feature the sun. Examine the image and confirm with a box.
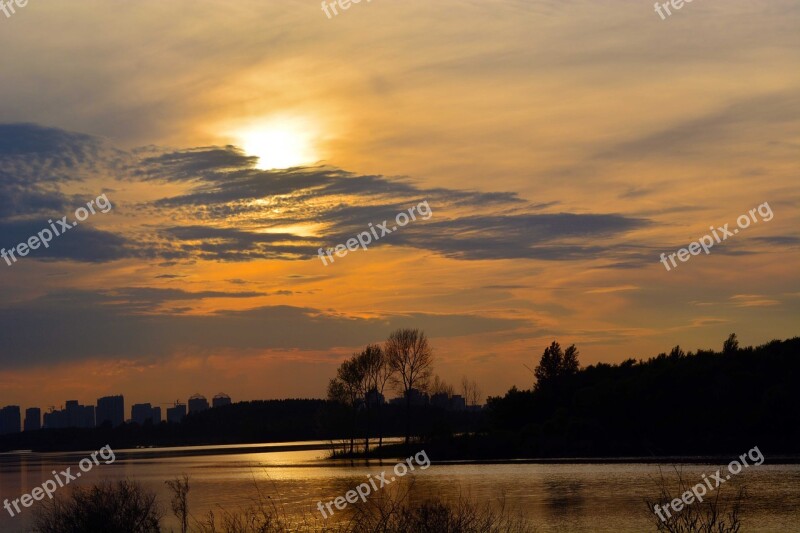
[237,117,318,170]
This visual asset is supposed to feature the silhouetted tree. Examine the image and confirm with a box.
[534,341,563,388]
[723,333,739,355]
[328,357,365,453]
[364,344,394,450]
[355,344,384,455]
[33,480,162,533]
[386,328,433,445]
[461,376,482,407]
[431,375,455,397]
[562,345,580,376]
[534,341,580,390]
[165,475,189,533]
[669,345,685,359]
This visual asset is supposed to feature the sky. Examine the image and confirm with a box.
[0,0,798,412]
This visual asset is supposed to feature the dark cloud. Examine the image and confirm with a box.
[753,236,800,247]
[0,189,72,219]
[0,289,529,367]
[0,123,652,264]
[133,146,647,262]
[107,287,266,304]
[0,123,100,169]
[0,220,132,263]
[389,213,648,260]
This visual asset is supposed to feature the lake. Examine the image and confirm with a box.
[1,441,798,532]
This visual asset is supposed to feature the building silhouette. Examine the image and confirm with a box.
[43,409,66,429]
[366,389,385,408]
[24,407,41,431]
[167,403,187,423]
[430,393,467,411]
[450,394,467,411]
[131,403,161,425]
[188,394,209,414]
[96,395,124,427]
[44,401,94,429]
[212,393,231,408]
[66,400,95,428]
[0,405,21,435]
[430,393,449,409]
[389,388,429,407]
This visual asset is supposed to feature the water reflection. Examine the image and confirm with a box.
[1,445,799,533]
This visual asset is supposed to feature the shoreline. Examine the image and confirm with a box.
[4,441,800,466]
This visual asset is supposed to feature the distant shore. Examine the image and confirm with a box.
[4,439,799,465]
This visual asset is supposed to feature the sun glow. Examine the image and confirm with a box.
[237,117,318,170]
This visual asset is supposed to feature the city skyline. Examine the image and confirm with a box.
[0,384,479,433]
[0,393,229,433]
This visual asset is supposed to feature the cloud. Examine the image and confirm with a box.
[132,144,648,262]
[596,92,800,161]
[0,123,101,171]
[0,124,651,264]
[585,285,639,294]
[0,220,132,263]
[0,289,529,368]
[729,294,780,308]
[390,213,648,260]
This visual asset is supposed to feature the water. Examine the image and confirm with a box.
[1,442,798,532]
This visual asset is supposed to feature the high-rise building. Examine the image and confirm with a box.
[43,409,66,429]
[0,406,21,435]
[212,393,231,408]
[188,394,209,414]
[24,407,41,431]
[65,401,96,428]
[450,395,467,411]
[43,402,94,429]
[430,393,450,410]
[131,403,150,425]
[96,395,124,427]
[167,404,186,423]
[131,403,162,425]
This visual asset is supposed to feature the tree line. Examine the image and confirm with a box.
[481,333,800,457]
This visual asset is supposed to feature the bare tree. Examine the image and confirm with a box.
[165,475,189,533]
[328,356,365,454]
[356,345,383,455]
[361,344,394,450]
[385,328,433,445]
[461,377,482,407]
[431,375,455,397]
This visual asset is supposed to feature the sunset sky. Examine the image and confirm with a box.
[0,0,797,412]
